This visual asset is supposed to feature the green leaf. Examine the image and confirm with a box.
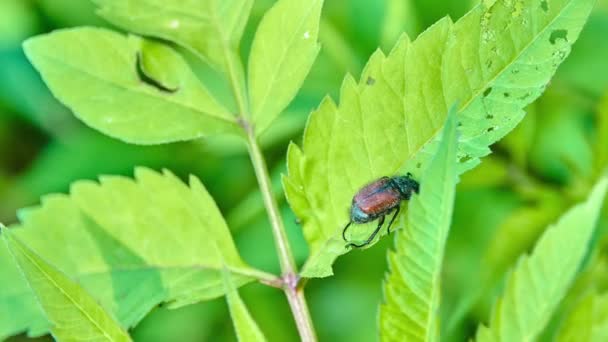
[284,0,596,278]
[2,230,132,342]
[0,229,48,339]
[0,168,258,338]
[93,0,253,73]
[556,292,608,342]
[474,177,608,341]
[222,268,267,342]
[248,0,323,133]
[379,111,458,341]
[24,27,240,145]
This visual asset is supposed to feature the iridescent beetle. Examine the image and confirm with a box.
[342,173,420,248]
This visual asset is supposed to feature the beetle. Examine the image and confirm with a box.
[342,173,420,248]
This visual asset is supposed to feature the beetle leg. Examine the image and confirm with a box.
[347,215,385,248]
[342,221,353,242]
[385,206,400,235]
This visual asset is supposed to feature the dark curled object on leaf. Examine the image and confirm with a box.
[135,52,178,93]
[342,173,419,248]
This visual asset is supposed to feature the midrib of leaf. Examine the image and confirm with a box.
[253,1,319,116]
[395,0,581,174]
[16,241,117,341]
[33,52,238,125]
[423,166,455,340]
[71,264,270,280]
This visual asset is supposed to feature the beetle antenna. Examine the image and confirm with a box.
[342,221,353,242]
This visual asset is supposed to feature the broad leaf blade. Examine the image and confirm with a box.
[222,268,267,342]
[0,232,48,339]
[248,0,323,133]
[93,0,253,73]
[2,231,132,342]
[0,168,255,338]
[24,27,240,145]
[475,178,608,341]
[285,0,596,278]
[379,112,458,341]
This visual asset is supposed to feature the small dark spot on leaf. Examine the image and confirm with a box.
[511,69,520,74]
[366,76,376,85]
[503,92,510,98]
[136,53,178,93]
[549,29,568,45]
[459,155,472,163]
[487,127,495,132]
[486,114,494,119]
[483,87,493,97]
[486,59,493,69]
[541,0,549,12]
[295,218,302,225]
[416,162,422,169]
[457,121,463,127]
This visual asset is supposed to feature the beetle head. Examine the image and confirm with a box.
[393,173,420,199]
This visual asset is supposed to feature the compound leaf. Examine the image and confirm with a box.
[0,168,257,338]
[24,27,240,145]
[248,0,323,133]
[284,0,596,278]
[222,268,267,342]
[2,230,132,342]
[474,177,608,341]
[93,0,253,74]
[379,111,458,341]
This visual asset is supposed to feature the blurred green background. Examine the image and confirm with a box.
[1,0,608,341]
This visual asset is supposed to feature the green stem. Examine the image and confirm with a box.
[245,129,317,342]
[246,130,295,272]
[223,46,317,341]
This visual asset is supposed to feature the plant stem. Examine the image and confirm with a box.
[224,46,317,340]
[245,128,317,342]
[246,131,295,272]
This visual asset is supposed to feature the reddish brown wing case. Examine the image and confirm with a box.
[353,177,401,216]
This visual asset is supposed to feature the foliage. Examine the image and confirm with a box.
[2,226,132,342]
[475,179,607,341]
[285,0,596,278]
[0,0,607,341]
[379,110,458,341]
[0,168,259,337]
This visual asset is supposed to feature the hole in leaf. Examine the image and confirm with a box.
[136,53,179,93]
[483,87,493,97]
[549,29,568,45]
[366,76,376,85]
[541,0,549,12]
